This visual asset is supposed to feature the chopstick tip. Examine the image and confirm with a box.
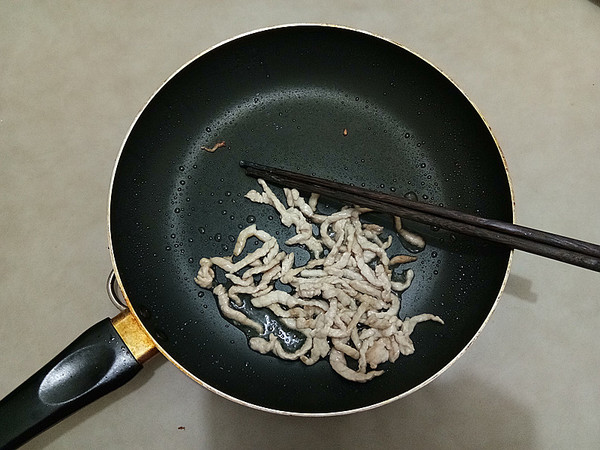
[239,160,267,171]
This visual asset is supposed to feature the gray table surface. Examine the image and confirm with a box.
[2,1,599,449]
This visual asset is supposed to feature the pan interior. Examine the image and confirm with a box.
[110,25,512,414]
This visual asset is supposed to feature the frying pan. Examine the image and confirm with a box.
[0,24,513,447]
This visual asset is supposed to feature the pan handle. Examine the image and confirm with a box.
[0,314,152,449]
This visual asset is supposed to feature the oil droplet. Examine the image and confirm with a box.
[198,227,206,234]
[246,215,256,224]
[206,126,211,132]
[180,180,185,185]
[188,257,194,263]
[174,208,181,213]
[155,330,168,341]
[214,233,222,242]
[404,132,410,138]
[179,166,185,171]
[431,251,438,258]
[404,191,418,202]
[170,233,176,238]
[165,246,172,251]
[198,291,205,298]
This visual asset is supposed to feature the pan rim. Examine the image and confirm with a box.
[107,22,515,416]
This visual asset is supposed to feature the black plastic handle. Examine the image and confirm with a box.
[0,318,143,449]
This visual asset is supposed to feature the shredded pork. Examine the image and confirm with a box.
[194,179,443,382]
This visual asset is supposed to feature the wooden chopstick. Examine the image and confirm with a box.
[240,160,600,272]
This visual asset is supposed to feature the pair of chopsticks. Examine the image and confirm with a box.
[240,160,600,272]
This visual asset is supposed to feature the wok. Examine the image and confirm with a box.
[0,24,513,447]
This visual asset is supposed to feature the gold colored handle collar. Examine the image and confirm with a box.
[111,310,158,364]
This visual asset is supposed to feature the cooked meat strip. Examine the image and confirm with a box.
[194,179,443,382]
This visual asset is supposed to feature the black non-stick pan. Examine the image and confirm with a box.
[0,24,513,448]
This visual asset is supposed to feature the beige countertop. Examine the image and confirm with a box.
[1,1,599,449]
